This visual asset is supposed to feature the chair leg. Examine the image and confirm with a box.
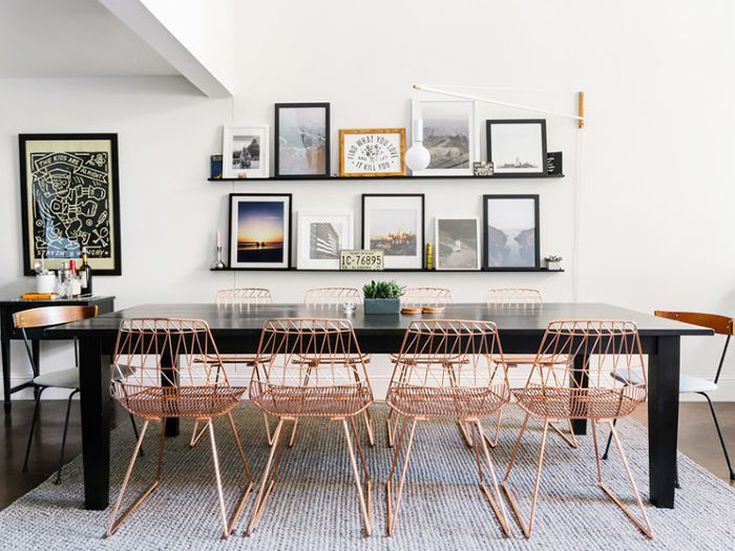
[484,410,503,449]
[457,419,474,448]
[342,417,372,536]
[189,420,208,448]
[363,409,375,448]
[22,386,45,472]
[385,416,418,536]
[471,420,511,537]
[701,393,735,480]
[601,418,617,460]
[263,412,276,445]
[387,409,402,448]
[206,419,230,539]
[287,418,299,448]
[128,413,144,457]
[549,419,578,449]
[54,389,79,484]
[224,412,254,535]
[246,418,287,536]
[502,415,548,539]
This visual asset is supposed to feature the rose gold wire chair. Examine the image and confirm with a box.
[385,319,512,538]
[502,320,653,539]
[246,318,373,536]
[486,288,577,450]
[191,288,274,447]
[107,318,253,539]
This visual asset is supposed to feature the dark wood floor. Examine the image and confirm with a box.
[1,400,733,510]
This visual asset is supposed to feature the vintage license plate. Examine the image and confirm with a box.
[339,249,384,271]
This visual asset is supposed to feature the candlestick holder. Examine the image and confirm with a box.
[212,245,226,269]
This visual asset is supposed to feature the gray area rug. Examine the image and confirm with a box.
[0,404,733,550]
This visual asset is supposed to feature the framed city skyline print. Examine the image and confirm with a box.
[486,119,547,176]
[297,210,354,269]
[411,99,476,176]
[339,128,406,177]
[483,194,540,269]
[274,103,330,178]
[19,133,122,275]
[435,217,480,270]
[362,194,424,269]
[223,125,269,179]
[229,193,292,269]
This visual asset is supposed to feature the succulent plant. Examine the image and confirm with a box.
[362,280,405,299]
[544,255,563,263]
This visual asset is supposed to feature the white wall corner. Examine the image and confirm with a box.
[97,0,235,97]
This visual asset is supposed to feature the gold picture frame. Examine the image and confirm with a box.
[339,128,406,177]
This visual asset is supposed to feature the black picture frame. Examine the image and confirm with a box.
[274,102,330,178]
[18,133,122,276]
[361,193,425,270]
[228,193,293,269]
[482,194,540,270]
[486,119,548,177]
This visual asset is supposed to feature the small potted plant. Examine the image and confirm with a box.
[544,254,563,271]
[362,280,405,315]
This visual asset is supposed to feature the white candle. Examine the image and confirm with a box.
[216,230,221,248]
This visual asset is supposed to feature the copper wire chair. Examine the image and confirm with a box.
[487,288,543,307]
[502,320,653,539]
[385,320,512,537]
[107,318,253,539]
[246,318,373,536]
[192,288,274,447]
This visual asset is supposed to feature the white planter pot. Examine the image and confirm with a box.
[547,261,561,271]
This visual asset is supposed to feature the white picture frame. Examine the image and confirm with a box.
[362,194,425,269]
[411,99,476,176]
[223,125,269,179]
[435,217,481,271]
[297,210,354,269]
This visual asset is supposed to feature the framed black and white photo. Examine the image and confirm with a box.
[19,133,122,275]
[362,194,424,269]
[275,103,330,178]
[339,128,405,177]
[228,193,292,269]
[297,210,354,269]
[486,119,547,176]
[223,125,269,178]
[411,99,476,176]
[435,218,480,271]
[482,195,540,269]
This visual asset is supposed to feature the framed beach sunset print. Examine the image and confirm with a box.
[229,193,292,269]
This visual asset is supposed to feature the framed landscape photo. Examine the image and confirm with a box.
[274,103,330,178]
[411,99,476,176]
[223,125,269,178]
[482,195,540,269]
[229,193,292,269]
[297,210,354,269]
[435,218,480,271]
[339,128,406,177]
[362,194,424,269]
[486,119,547,176]
[19,133,122,275]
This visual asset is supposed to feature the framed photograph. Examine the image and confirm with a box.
[411,99,476,176]
[486,119,547,176]
[19,133,121,275]
[274,103,330,178]
[223,125,269,178]
[339,128,406,177]
[435,218,480,271]
[482,195,540,269]
[228,194,292,269]
[362,194,424,269]
[297,210,354,269]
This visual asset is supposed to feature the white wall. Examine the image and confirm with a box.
[1,0,734,399]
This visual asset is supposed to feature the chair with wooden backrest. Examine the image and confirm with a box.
[603,311,735,481]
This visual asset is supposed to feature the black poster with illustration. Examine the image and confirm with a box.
[19,134,121,275]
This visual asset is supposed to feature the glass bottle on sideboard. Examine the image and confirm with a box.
[79,247,93,295]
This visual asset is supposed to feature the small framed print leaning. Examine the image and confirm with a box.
[222,125,269,178]
[339,128,406,177]
[486,119,547,176]
[229,194,292,269]
[362,194,424,269]
[275,103,330,178]
[19,133,122,275]
[297,210,354,269]
[435,218,480,270]
[483,195,540,269]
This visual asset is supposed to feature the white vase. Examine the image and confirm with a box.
[547,261,561,271]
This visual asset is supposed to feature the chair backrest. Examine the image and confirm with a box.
[487,288,542,306]
[304,287,362,307]
[402,287,453,307]
[655,311,734,335]
[522,320,647,417]
[251,318,371,392]
[13,305,98,329]
[390,319,508,391]
[215,288,272,306]
[111,318,228,391]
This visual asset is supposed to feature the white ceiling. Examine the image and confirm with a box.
[0,0,177,77]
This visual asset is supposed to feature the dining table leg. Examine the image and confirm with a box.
[570,354,589,435]
[647,336,680,509]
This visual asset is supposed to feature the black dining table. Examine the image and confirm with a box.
[46,302,711,512]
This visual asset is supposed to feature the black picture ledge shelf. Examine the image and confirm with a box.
[208,174,564,182]
[210,267,565,273]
